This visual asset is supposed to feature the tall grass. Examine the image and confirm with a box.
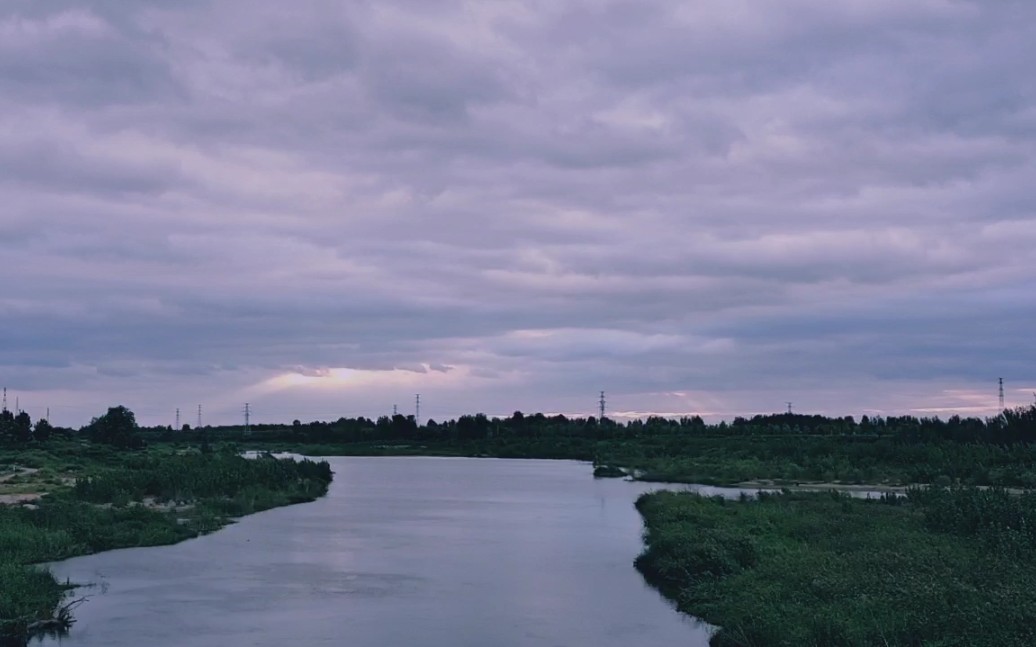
[635,488,1036,646]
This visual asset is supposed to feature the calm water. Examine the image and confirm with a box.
[40,457,715,647]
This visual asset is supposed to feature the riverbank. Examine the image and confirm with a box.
[227,441,924,494]
[635,487,1036,646]
[0,444,332,644]
[211,429,1036,490]
[157,404,1036,490]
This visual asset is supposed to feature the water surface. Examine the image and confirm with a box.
[41,457,714,646]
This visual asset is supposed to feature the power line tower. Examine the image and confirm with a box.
[415,394,421,426]
[393,404,398,417]
[999,378,1005,410]
[244,403,251,435]
[197,405,202,429]
[1,388,6,413]
[787,402,793,415]
[175,408,180,430]
[599,391,606,421]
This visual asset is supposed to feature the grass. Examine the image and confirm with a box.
[634,488,1036,646]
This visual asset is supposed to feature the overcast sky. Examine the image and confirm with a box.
[2,0,1034,427]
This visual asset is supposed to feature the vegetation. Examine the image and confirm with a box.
[83,406,143,449]
[635,487,1036,646]
[5,402,1036,644]
[593,465,626,478]
[136,405,1036,487]
[0,410,332,644]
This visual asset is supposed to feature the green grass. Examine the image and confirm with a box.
[635,488,1036,646]
[224,433,1036,488]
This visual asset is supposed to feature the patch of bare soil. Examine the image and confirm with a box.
[0,466,40,483]
[0,492,42,505]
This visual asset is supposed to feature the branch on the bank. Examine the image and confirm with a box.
[23,595,89,633]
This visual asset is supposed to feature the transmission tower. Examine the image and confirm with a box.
[175,408,180,430]
[244,403,251,434]
[1,388,6,413]
[415,394,421,426]
[197,405,202,429]
[787,402,793,415]
[599,391,606,421]
[999,378,1005,410]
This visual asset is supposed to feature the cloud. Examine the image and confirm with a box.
[1,0,1033,425]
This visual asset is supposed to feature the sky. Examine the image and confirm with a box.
[2,0,1035,428]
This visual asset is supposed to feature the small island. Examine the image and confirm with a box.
[592,464,626,478]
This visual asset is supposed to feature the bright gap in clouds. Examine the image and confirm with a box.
[1,0,1034,426]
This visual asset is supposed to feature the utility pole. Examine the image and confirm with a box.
[999,378,1005,410]
[599,391,606,422]
[244,403,251,435]
[415,394,421,426]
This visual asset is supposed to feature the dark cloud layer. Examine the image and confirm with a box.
[1,0,1034,425]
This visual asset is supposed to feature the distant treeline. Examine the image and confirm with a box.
[5,405,1036,448]
[0,409,64,444]
[133,404,1036,446]
[7,404,1036,486]
[124,404,1036,487]
[0,406,137,448]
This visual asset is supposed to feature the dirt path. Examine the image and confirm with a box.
[0,466,40,483]
[0,492,42,505]
[0,466,45,505]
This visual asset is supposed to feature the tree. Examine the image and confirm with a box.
[456,413,490,441]
[86,406,143,448]
[33,418,53,442]
[13,411,32,443]
[0,408,13,442]
[389,414,417,439]
[0,409,32,444]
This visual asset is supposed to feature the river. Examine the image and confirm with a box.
[39,457,718,646]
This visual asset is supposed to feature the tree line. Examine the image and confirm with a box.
[0,405,140,448]
[0,409,56,444]
[140,404,1036,445]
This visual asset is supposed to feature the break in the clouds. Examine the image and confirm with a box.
[2,0,1034,426]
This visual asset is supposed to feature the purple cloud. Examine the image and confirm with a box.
[1,0,1034,426]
